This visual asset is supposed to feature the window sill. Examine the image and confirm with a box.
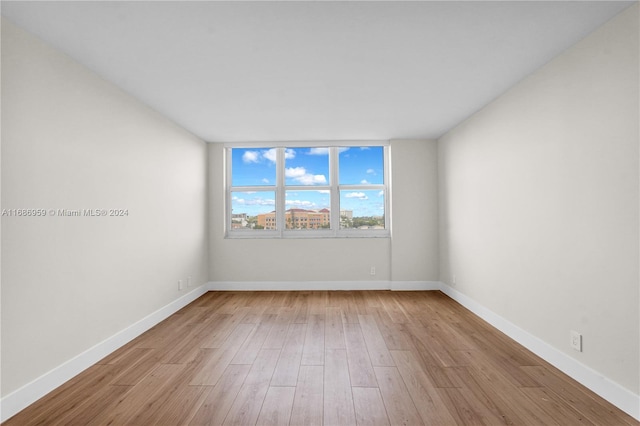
[225,230,390,239]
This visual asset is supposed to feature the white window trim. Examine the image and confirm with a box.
[225,141,390,239]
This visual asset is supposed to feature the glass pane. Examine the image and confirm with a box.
[285,147,329,186]
[231,191,276,230]
[339,146,384,185]
[231,148,276,186]
[340,190,385,229]
[285,190,331,230]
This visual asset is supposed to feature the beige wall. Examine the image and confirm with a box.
[208,139,439,285]
[1,19,209,396]
[438,4,639,394]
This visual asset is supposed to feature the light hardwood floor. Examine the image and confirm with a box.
[4,291,637,425]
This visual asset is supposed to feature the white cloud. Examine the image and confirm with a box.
[360,179,370,184]
[262,178,270,184]
[378,190,384,197]
[308,147,329,156]
[366,169,376,175]
[285,167,307,178]
[285,149,296,159]
[242,151,260,163]
[261,148,295,163]
[286,167,327,185]
[285,200,316,208]
[249,198,275,206]
[297,174,327,185]
[307,147,349,155]
[232,196,274,206]
[345,192,368,200]
[263,148,277,163]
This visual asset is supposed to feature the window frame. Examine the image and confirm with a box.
[225,141,390,239]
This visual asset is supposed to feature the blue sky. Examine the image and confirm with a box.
[231,147,384,217]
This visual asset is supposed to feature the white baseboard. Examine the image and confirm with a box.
[207,280,441,291]
[391,281,441,291]
[438,282,640,421]
[208,280,390,291]
[0,285,208,423]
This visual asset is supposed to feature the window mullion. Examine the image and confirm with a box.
[225,147,232,235]
[231,186,277,192]
[276,147,285,235]
[384,145,390,231]
[330,147,340,234]
[338,185,384,191]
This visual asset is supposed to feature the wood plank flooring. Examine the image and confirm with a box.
[4,291,637,425]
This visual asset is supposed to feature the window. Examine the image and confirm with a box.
[226,143,389,238]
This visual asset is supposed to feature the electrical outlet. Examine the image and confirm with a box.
[370,267,376,276]
[452,275,457,286]
[178,280,183,291]
[570,330,582,352]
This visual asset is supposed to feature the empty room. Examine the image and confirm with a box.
[1,1,638,424]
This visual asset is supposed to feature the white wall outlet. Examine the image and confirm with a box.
[187,276,192,287]
[570,330,582,352]
[452,275,457,286]
[370,267,376,276]
[178,280,183,291]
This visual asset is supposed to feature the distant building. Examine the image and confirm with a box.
[340,209,353,219]
[258,208,330,229]
[231,213,248,229]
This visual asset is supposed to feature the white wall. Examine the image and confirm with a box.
[1,18,208,398]
[208,140,439,287]
[390,139,439,282]
[439,3,639,397]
